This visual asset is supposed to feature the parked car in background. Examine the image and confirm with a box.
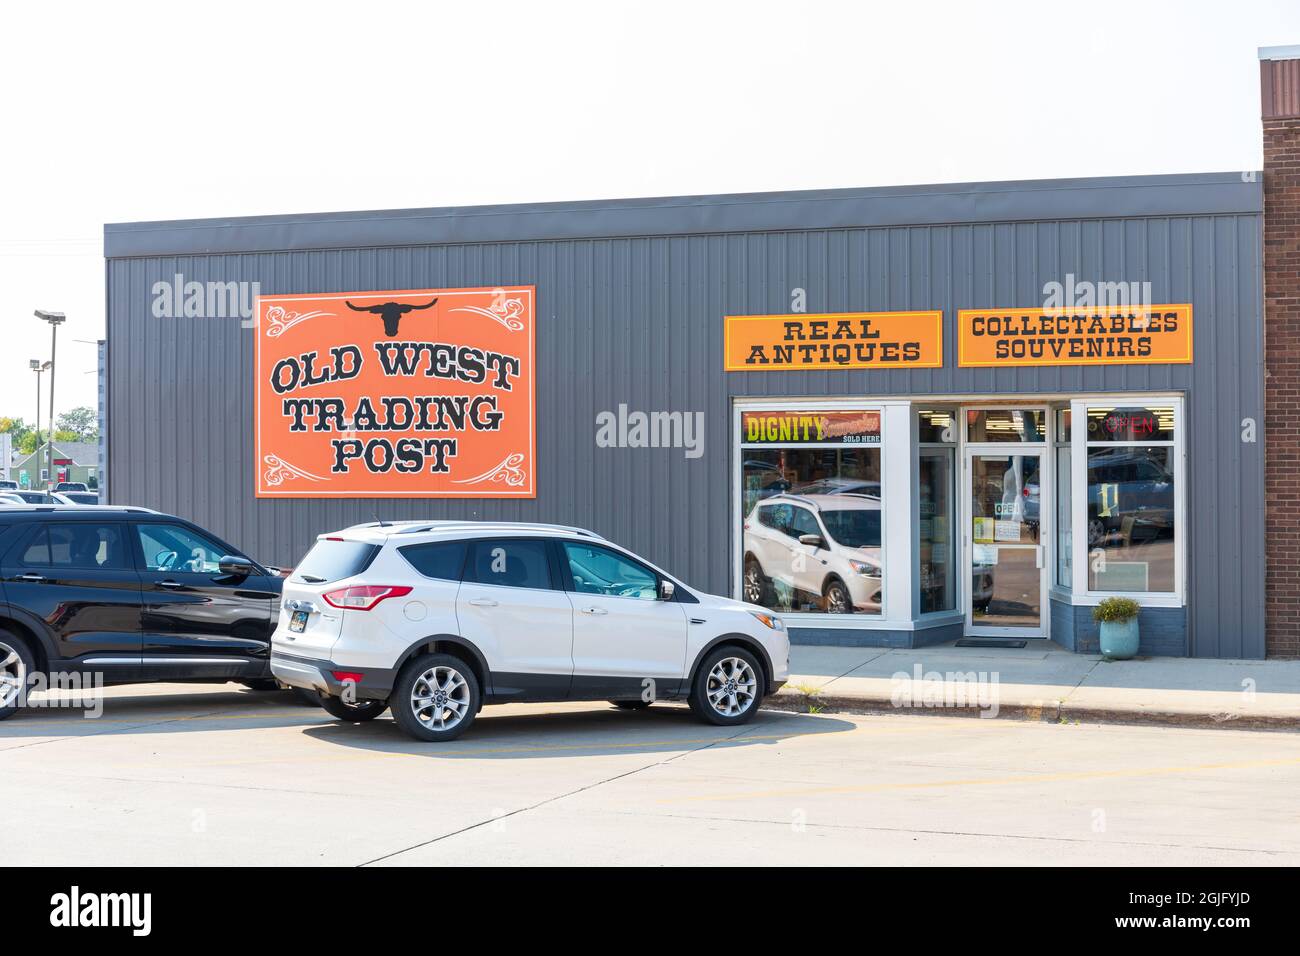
[54,482,89,493]
[1086,450,1175,546]
[0,494,26,507]
[52,491,98,506]
[0,480,18,491]
[0,506,287,721]
[5,491,63,505]
[743,493,883,613]
[272,521,789,741]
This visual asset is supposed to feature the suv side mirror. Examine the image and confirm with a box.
[658,579,676,601]
[798,533,825,549]
[218,555,256,578]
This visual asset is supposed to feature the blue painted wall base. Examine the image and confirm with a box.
[1049,598,1186,656]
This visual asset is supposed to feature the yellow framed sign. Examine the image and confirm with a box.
[957,305,1193,368]
[724,311,943,371]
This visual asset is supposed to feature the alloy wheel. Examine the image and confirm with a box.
[410,664,470,732]
[825,582,849,613]
[0,640,27,708]
[706,656,757,717]
[744,564,763,603]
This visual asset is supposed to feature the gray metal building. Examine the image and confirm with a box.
[104,171,1265,658]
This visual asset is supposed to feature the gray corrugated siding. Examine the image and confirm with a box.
[105,182,1266,659]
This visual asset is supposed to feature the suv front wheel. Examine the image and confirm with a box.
[0,631,34,721]
[689,646,763,726]
[391,653,481,742]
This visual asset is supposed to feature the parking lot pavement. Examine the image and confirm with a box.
[2,682,1299,866]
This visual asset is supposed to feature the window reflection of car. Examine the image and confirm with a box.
[792,478,882,498]
[743,493,882,614]
[1086,450,1174,547]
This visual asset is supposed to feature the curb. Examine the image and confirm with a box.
[766,690,1300,732]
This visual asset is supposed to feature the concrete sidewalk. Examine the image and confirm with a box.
[771,642,1300,731]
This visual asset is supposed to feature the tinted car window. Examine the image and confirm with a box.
[292,539,379,583]
[821,509,881,548]
[789,507,821,538]
[465,539,553,591]
[22,523,129,570]
[136,523,228,573]
[563,542,657,600]
[398,540,467,581]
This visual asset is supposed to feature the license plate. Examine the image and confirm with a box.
[289,610,308,633]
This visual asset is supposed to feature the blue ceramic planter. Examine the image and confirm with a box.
[1099,618,1140,659]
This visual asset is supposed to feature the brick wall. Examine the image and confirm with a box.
[1264,53,1300,658]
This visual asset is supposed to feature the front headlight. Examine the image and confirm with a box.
[748,610,785,631]
[848,559,879,577]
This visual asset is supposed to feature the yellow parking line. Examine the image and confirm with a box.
[658,755,1300,804]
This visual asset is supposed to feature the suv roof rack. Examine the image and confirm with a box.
[391,521,603,539]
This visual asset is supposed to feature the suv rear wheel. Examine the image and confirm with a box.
[0,631,35,721]
[689,646,763,726]
[391,653,481,742]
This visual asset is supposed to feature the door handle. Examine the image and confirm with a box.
[468,597,498,607]
[16,573,45,583]
[158,580,185,590]
[580,607,608,616]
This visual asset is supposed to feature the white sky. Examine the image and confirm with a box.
[1,0,1296,420]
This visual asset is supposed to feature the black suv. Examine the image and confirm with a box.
[0,506,284,719]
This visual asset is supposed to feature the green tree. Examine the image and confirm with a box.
[55,407,97,443]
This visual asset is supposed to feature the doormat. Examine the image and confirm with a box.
[954,639,1028,649]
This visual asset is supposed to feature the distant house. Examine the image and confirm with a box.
[11,441,98,490]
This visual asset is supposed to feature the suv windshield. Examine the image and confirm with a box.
[292,539,379,583]
[820,509,881,549]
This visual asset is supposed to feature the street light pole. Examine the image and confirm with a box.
[28,360,48,486]
[35,311,65,491]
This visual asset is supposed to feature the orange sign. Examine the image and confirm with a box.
[958,305,1193,367]
[255,286,535,498]
[724,312,942,371]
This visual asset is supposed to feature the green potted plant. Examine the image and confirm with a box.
[1093,597,1141,660]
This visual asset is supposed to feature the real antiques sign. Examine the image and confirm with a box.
[724,312,943,371]
[254,286,535,498]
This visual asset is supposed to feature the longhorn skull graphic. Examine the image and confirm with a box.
[345,298,438,336]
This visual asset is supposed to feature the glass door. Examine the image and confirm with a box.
[964,450,1047,637]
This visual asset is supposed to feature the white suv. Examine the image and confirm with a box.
[743,493,882,613]
[271,521,789,741]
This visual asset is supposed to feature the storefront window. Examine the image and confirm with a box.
[967,408,1046,443]
[919,449,955,612]
[1055,409,1072,589]
[739,409,883,615]
[1085,405,1176,592]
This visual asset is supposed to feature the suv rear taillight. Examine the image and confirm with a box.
[322,585,413,611]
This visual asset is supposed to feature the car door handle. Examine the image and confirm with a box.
[579,607,608,615]
[158,580,185,590]
[468,597,498,607]
[16,573,45,583]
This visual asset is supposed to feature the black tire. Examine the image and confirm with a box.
[318,694,388,722]
[390,652,481,742]
[240,678,281,691]
[743,557,772,606]
[823,577,852,614]
[688,645,763,726]
[0,630,36,721]
[611,699,652,711]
